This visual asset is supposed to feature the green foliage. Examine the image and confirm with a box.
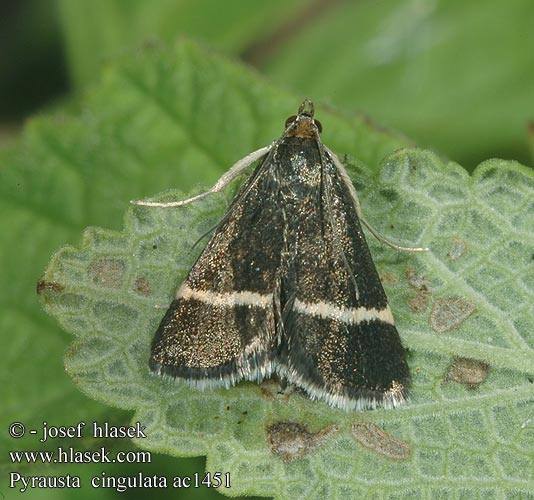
[57,0,534,167]
[33,41,534,498]
[57,0,309,89]
[264,0,534,168]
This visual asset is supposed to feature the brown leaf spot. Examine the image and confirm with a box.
[351,422,410,460]
[445,357,490,389]
[89,258,125,288]
[430,298,476,333]
[36,279,64,294]
[258,379,278,400]
[405,267,431,312]
[133,276,151,295]
[380,271,398,285]
[266,421,338,462]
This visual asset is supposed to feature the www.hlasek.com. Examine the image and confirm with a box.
[8,420,231,493]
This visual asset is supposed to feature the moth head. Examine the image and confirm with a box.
[285,99,323,137]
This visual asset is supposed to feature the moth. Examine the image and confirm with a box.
[135,100,426,410]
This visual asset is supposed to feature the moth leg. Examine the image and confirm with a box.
[131,145,272,208]
[325,146,429,253]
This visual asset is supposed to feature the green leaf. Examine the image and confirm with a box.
[36,39,534,495]
[56,1,534,168]
[262,0,534,168]
[39,151,534,498]
[57,0,309,89]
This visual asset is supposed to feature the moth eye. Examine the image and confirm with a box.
[314,119,323,133]
[285,115,298,128]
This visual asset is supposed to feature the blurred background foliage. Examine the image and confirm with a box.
[1,1,532,499]
[2,0,533,168]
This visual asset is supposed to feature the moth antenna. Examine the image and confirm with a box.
[131,146,271,208]
[325,146,429,253]
[314,126,360,299]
